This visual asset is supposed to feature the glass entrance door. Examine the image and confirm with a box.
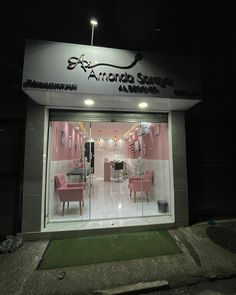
[89,121,143,220]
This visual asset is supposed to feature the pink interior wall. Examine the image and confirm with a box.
[51,121,81,161]
[52,121,168,162]
[125,139,129,158]
[127,123,169,160]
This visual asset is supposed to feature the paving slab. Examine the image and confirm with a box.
[0,220,236,294]
[94,280,169,294]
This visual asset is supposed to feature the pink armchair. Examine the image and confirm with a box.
[128,170,154,202]
[54,174,86,216]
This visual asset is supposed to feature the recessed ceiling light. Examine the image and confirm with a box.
[84,99,94,106]
[139,102,148,108]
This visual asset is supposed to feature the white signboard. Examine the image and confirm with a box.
[22,39,201,110]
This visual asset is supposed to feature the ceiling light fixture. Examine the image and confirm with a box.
[113,130,118,142]
[84,99,94,106]
[138,102,148,109]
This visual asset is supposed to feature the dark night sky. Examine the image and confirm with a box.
[0,0,234,104]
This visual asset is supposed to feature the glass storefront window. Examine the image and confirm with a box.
[46,118,172,222]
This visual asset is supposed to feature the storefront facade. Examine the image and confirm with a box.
[21,39,201,235]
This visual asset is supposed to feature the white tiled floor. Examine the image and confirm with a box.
[44,178,173,233]
[50,178,168,222]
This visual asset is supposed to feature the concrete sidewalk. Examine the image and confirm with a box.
[0,219,236,295]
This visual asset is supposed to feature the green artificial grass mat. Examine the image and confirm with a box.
[38,230,181,270]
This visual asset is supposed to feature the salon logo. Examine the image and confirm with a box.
[66,52,175,96]
[67,53,144,72]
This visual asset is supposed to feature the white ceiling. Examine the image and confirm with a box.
[24,89,201,111]
[70,121,138,140]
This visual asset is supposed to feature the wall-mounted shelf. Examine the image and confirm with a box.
[128,139,135,158]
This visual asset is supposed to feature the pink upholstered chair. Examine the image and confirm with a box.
[128,170,154,203]
[54,174,86,216]
[128,170,154,187]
